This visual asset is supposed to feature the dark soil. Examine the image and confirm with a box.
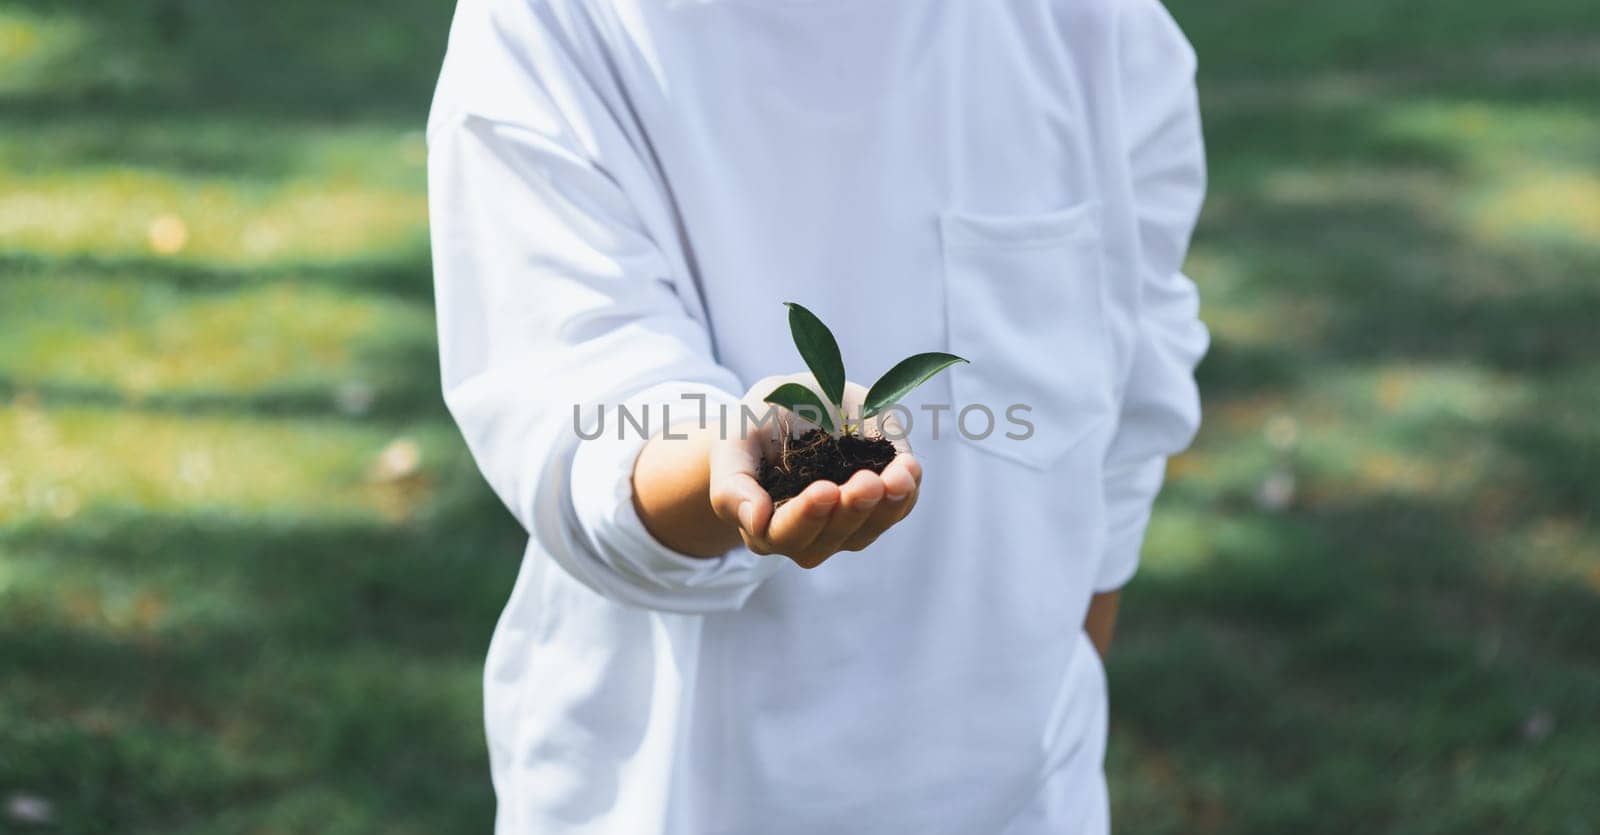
[757,429,897,503]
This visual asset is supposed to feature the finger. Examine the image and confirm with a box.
[837,455,922,551]
[895,453,923,487]
[765,480,840,554]
[880,454,920,501]
[710,470,772,540]
[840,484,918,552]
[840,457,920,550]
[801,470,884,559]
[709,419,774,531]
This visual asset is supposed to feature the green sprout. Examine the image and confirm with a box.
[764,302,968,436]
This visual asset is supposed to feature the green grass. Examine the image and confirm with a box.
[1,0,1596,832]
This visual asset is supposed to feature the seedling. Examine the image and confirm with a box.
[757,302,967,501]
[764,302,967,435]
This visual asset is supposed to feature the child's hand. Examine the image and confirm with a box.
[708,374,922,569]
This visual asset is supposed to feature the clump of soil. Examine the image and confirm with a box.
[757,429,897,503]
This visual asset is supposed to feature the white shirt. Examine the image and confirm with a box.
[427,1,1207,832]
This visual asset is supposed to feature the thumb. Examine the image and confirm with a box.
[710,471,772,538]
[708,434,773,537]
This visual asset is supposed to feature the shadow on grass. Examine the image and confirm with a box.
[0,346,445,428]
[1,0,454,120]
[1196,78,1600,373]
[1494,381,1600,518]
[1170,0,1600,80]
[1211,196,1599,371]
[1123,47,1600,833]
[0,495,523,834]
[0,252,437,304]
[1110,491,1600,835]
[1193,337,1306,399]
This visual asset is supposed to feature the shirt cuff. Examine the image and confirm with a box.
[1094,458,1168,592]
[569,381,785,613]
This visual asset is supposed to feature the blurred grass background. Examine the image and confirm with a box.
[0,0,1596,832]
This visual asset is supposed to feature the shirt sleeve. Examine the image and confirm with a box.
[1096,0,1211,592]
[425,0,781,613]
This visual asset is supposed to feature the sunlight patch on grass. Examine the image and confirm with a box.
[1166,427,1280,501]
[1506,515,1600,592]
[1186,248,1274,342]
[1467,166,1600,246]
[1360,364,1513,423]
[0,402,452,526]
[1186,244,1330,351]
[0,548,173,638]
[1235,99,1600,278]
[0,167,426,266]
[1256,167,1453,215]
[1379,101,1600,171]
[1178,365,1527,508]
[0,7,158,99]
[0,9,89,93]
[0,119,427,186]
[1140,509,1276,578]
[0,275,434,397]
[1377,100,1600,248]
[1293,365,1524,501]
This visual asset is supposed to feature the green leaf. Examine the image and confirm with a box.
[783,302,846,412]
[862,352,969,419]
[763,382,836,434]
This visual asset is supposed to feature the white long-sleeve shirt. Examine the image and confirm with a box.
[427,1,1207,831]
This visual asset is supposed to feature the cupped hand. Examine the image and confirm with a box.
[708,373,922,568]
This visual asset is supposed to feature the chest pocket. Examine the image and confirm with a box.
[939,203,1115,469]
